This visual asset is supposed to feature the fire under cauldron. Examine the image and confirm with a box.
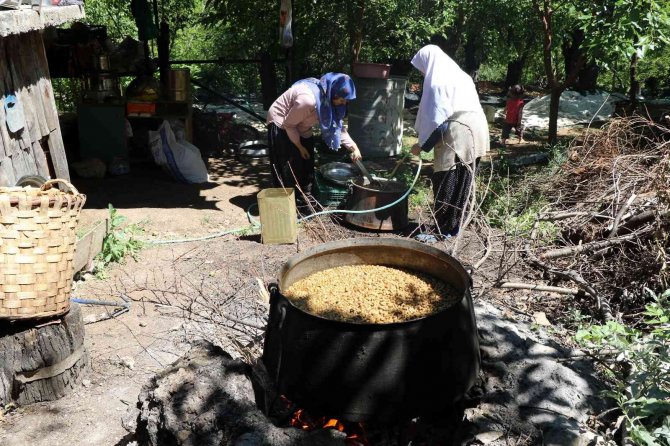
[262,238,480,423]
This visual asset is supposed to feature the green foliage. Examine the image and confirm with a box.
[577,288,670,445]
[66,0,670,98]
[51,78,81,114]
[479,170,558,240]
[578,0,670,66]
[98,205,143,267]
[479,143,567,238]
[83,0,136,40]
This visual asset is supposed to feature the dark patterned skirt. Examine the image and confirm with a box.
[432,159,477,235]
[267,123,315,192]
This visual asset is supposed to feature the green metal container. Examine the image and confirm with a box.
[347,76,407,158]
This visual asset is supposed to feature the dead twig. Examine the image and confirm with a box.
[499,282,579,295]
[608,193,637,238]
[540,229,651,260]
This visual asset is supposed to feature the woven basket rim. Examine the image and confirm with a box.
[0,194,86,208]
[0,186,85,208]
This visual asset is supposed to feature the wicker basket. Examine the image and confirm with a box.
[0,179,86,320]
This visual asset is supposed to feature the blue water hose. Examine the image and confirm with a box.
[71,295,131,320]
[146,158,423,245]
[248,157,423,225]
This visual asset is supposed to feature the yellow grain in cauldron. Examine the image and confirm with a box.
[284,265,460,324]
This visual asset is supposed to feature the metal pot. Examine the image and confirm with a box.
[168,68,190,102]
[93,54,110,72]
[319,162,360,186]
[83,75,120,93]
[262,238,480,422]
[237,141,269,165]
[345,178,409,231]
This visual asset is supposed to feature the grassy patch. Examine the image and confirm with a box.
[94,205,144,278]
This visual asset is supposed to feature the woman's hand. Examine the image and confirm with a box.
[297,145,311,160]
[349,146,362,161]
[411,143,423,156]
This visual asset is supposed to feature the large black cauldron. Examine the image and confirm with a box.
[262,238,480,423]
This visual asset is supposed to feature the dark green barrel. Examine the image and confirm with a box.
[348,76,407,158]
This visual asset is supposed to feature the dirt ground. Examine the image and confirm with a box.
[0,148,496,446]
[0,116,587,445]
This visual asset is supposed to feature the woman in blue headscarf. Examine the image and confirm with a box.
[267,73,362,193]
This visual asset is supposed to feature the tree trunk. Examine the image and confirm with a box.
[464,35,481,81]
[445,3,465,57]
[629,49,640,110]
[548,86,563,145]
[504,58,525,88]
[259,52,278,110]
[576,61,599,92]
[562,29,585,81]
[0,304,89,406]
[349,0,365,70]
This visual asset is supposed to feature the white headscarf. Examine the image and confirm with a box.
[411,45,482,146]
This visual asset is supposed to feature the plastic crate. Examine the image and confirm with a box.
[313,172,349,207]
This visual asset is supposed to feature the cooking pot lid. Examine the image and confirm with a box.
[238,147,269,157]
[320,162,361,186]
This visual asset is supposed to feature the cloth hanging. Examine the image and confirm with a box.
[279,0,293,48]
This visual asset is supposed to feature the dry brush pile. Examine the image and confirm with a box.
[527,117,669,321]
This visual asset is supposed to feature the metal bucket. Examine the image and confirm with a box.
[262,238,480,422]
[345,178,408,231]
[348,76,407,158]
[168,68,190,102]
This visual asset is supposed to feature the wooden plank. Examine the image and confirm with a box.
[27,31,53,135]
[33,32,70,180]
[73,219,108,274]
[30,31,58,132]
[4,36,33,152]
[0,37,22,158]
[0,94,12,158]
[19,32,49,138]
[11,34,43,148]
[0,155,16,186]
[47,126,70,180]
[32,138,49,179]
[10,144,37,180]
[0,40,12,158]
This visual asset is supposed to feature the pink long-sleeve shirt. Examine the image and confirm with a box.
[267,83,355,149]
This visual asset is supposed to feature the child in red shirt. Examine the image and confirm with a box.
[502,84,525,145]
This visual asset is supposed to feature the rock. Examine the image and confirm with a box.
[139,322,148,328]
[532,311,552,326]
[119,357,135,370]
[542,418,600,446]
[464,301,607,444]
[475,430,504,444]
[126,341,345,446]
[82,379,92,388]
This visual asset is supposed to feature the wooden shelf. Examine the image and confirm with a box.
[0,5,84,38]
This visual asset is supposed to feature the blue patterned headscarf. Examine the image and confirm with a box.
[294,73,356,150]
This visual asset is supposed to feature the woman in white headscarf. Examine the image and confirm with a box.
[410,45,489,240]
